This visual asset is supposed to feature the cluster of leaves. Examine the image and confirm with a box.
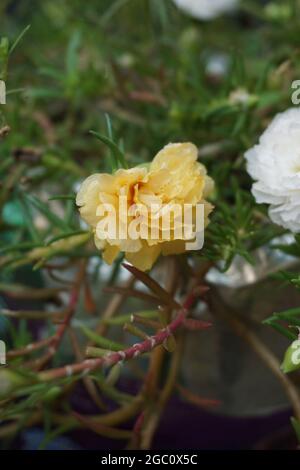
[265,271,300,354]
[1,0,300,448]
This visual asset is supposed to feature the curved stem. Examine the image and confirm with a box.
[140,334,183,449]
[208,286,300,421]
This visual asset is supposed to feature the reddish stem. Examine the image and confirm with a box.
[39,287,198,382]
[7,337,53,359]
[24,263,85,370]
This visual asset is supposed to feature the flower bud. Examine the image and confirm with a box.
[281,340,300,374]
[0,369,28,398]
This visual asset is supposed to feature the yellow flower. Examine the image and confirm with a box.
[76,143,214,271]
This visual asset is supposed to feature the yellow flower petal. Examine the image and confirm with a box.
[125,242,161,271]
[76,142,214,271]
[161,239,186,255]
[150,142,198,172]
[102,244,120,265]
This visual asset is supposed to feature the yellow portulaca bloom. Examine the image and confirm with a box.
[76,143,214,271]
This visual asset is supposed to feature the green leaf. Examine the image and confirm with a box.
[104,113,116,169]
[18,195,41,242]
[90,130,127,170]
[26,88,61,99]
[91,372,132,404]
[48,194,75,201]
[263,316,297,341]
[0,241,42,255]
[275,307,300,319]
[272,323,297,341]
[39,66,64,81]
[24,194,70,231]
[66,31,81,78]
[105,363,122,387]
[78,324,125,351]
[9,25,31,54]
[291,417,300,443]
[0,157,13,173]
[0,37,9,81]
[105,113,113,141]
[45,230,89,246]
[38,421,74,450]
[100,0,130,26]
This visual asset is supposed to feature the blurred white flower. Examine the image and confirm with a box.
[245,108,300,232]
[229,88,252,105]
[205,54,229,79]
[173,0,238,21]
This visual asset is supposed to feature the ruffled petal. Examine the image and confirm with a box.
[125,242,161,271]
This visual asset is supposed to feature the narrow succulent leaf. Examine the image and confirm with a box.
[9,25,31,54]
[0,37,9,80]
[103,310,159,326]
[291,417,300,444]
[24,194,70,230]
[90,130,127,170]
[79,324,125,351]
[72,411,132,439]
[66,31,81,77]
[45,230,89,246]
[122,263,181,309]
[48,194,75,201]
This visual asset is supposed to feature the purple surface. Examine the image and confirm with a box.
[68,395,295,450]
[153,398,294,449]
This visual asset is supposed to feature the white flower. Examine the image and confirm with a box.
[229,88,253,105]
[173,0,238,21]
[205,54,229,78]
[245,108,300,232]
